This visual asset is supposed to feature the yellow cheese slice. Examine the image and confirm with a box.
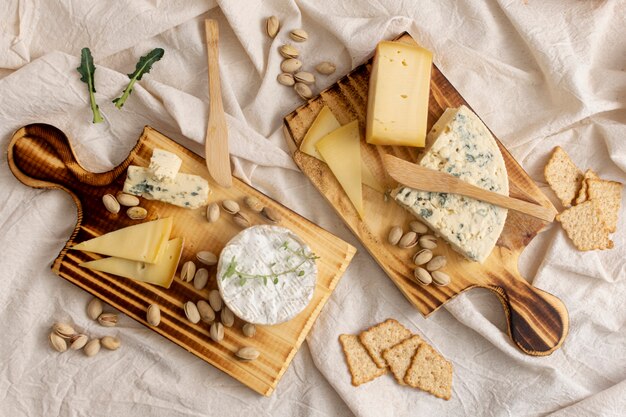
[366,41,432,147]
[300,106,384,193]
[80,238,183,289]
[71,217,173,264]
[316,120,364,218]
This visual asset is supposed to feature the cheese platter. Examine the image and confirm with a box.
[7,124,356,396]
[283,33,569,356]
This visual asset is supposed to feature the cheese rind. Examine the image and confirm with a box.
[123,166,209,209]
[217,226,317,325]
[301,106,384,192]
[366,41,432,147]
[393,106,509,262]
[80,238,183,288]
[316,120,365,218]
[149,149,182,182]
[71,218,173,264]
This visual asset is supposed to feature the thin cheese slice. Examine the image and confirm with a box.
[366,41,432,147]
[301,106,384,192]
[71,218,173,264]
[80,238,183,288]
[316,120,364,218]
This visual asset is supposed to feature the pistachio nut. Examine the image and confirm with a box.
[289,29,308,42]
[279,44,299,59]
[242,323,256,338]
[184,301,201,324]
[197,300,215,324]
[193,268,209,290]
[432,271,451,286]
[196,251,218,266]
[126,206,147,220]
[53,322,75,339]
[206,202,220,223]
[413,267,432,285]
[49,332,67,353]
[210,322,224,343]
[426,256,447,272]
[419,235,438,250]
[315,61,336,75]
[409,221,428,234]
[208,290,223,312]
[244,196,264,213]
[69,334,88,350]
[413,249,433,266]
[280,58,302,73]
[222,199,240,215]
[180,260,196,283]
[101,336,121,351]
[221,306,235,328]
[387,226,403,245]
[294,71,315,85]
[146,304,161,327]
[102,194,120,214]
[294,82,312,99]
[266,16,280,38]
[116,192,140,207]
[87,298,103,321]
[261,206,281,223]
[399,231,418,248]
[83,338,101,357]
[236,346,260,361]
[98,313,118,327]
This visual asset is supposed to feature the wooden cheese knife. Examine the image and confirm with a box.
[204,19,232,188]
[383,154,557,222]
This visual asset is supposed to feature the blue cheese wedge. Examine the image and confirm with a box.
[149,149,182,182]
[216,225,317,325]
[123,166,209,209]
[393,105,509,263]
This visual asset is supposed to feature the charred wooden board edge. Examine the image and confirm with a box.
[7,123,357,394]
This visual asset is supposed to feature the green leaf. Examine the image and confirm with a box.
[76,48,104,123]
[113,48,164,109]
[224,257,237,279]
[273,277,279,284]
[297,270,304,276]
[263,276,268,286]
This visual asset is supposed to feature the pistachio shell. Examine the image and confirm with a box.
[206,202,220,223]
[388,226,403,245]
[413,267,432,285]
[208,290,222,312]
[294,71,315,85]
[244,196,264,213]
[233,212,251,228]
[261,207,281,223]
[84,338,101,357]
[432,271,451,286]
[97,313,118,327]
[266,16,280,38]
[315,61,336,75]
[413,249,433,266]
[409,221,429,234]
[399,231,418,248]
[180,261,196,283]
[236,346,260,361]
[419,235,438,250]
[69,334,88,350]
[52,322,75,339]
[279,44,299,59]
[184,301,201,324]
[126,206,147,220]
[101,336,121,350]
[147,304,161,326]
[289,29,308,42]
[242,323,256,338]
[116,192,140,207]
[197,300,215,323]
[222,199,240,214]
[193,268,209,290]
[87,298,103,321]
[221,306,235,328]
[294,82,313,99]
[196,251,217,266]
[426,256,447,272]
[280,58,302,73]
[277,72,295,86]
[49,332,67,352]
[102,194,120,214]
[210,322,224,343]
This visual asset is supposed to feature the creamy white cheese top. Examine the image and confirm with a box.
[217,225,317,325]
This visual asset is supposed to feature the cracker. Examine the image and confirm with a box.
[404,343,453,400]
[382,335,424,385]
[359,319,412,368]
[574,169,598,205]
[586,178,622,233]
[556,200,614,250]
[339,334,387,386]
[544,146,582,207]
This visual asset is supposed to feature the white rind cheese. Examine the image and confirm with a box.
[149,149,182,182]
[123,166,209,209]
[393,105,509,263]
[216,225,317,325]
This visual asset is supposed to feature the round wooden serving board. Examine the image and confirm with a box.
[283,33,568,356]
[7,124,356,396]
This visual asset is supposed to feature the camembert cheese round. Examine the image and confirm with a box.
[216,225,317,325]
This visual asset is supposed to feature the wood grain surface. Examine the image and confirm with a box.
[283,33,569,356]
[7,124,355,396]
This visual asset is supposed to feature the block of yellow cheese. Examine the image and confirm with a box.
[366,41,432,147]
[300,106,384,193]
[71,217,173,264]
[316,120,364,218]
[80,238,184,289]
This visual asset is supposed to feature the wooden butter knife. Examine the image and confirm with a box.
[204,19,232,188]
[383,154,557,222]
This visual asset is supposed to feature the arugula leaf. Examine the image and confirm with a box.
[113,48,164,109]
[76,48,104,123]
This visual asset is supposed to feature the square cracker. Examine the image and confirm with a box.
[382,335,424,385]
[574,169,599,205]
[556,200,614,250]
[544,146,582,207]
[404,343,453,400]
[586,178,622,233]
[359,319,412,368]
[339,334,387,386]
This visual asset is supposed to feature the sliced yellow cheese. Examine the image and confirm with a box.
[71,217,173,264]
[316,120,364,218]
[301,106,384,193]
[80,238,183,289]
[366,41,432,147]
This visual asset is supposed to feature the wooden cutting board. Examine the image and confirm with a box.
[283,33,568,356]
[7,124,355,396]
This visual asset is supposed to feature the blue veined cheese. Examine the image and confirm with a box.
[149,149,182,182]
[393,105,508,262]
[123,166,210,209]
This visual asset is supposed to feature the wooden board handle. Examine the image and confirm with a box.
[7,124,128,194]
[486,270,569,356]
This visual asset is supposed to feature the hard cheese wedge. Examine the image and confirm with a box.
[80,237,183,289]
[366,41,432,147]
[316,120,364,218]
[71,217,173,264]
[300,106,384,193]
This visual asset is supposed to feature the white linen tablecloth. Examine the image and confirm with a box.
[1,1,624,416]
